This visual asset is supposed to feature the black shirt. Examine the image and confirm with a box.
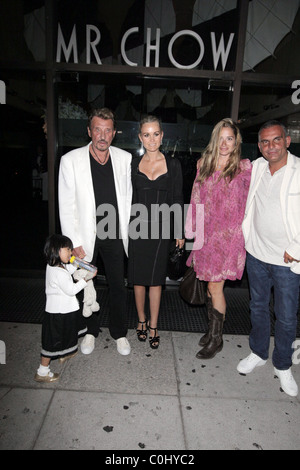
[90,152,120,239]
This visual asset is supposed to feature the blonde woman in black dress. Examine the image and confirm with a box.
[128,116,184,348]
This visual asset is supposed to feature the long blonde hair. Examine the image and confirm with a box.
[197,118,242,184]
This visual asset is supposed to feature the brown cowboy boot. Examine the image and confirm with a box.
[198,295,213,346]
[196,308,224,359]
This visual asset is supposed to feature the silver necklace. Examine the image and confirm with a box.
[91,144,109,165]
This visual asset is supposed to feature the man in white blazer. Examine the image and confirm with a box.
[237,120,300,397]
[59,108,132,356]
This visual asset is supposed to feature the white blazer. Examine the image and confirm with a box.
[242,151,300,274]
[58,143,132,260]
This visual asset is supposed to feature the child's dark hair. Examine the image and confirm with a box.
[44,234,73,266]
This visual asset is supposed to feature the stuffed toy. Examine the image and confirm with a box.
[72,268,100,318]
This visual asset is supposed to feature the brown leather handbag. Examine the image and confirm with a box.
[179,266,206,305]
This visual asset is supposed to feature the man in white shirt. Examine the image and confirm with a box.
[237,120,300,397]
[59,108,132,356]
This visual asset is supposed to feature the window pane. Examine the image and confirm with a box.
[0,0,46,62]
[239,82,300,159]
[243,2,300,74]
[0,70,48,269]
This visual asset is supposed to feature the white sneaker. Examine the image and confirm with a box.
[237,352,267,374]
[116,337,131,356]
[80,334,95,355]
[274,367,298,397]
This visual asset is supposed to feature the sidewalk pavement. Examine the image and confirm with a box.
[0,321,299,451]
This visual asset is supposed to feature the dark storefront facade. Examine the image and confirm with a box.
[1,0,300,269]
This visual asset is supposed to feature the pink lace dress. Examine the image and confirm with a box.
[185,159,252,282]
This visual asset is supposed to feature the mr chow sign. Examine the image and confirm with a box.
[56,24,235,71]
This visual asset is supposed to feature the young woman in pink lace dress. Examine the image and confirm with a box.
[185,118,252,359]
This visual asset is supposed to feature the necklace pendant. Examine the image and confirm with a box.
[91,144,109,165]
